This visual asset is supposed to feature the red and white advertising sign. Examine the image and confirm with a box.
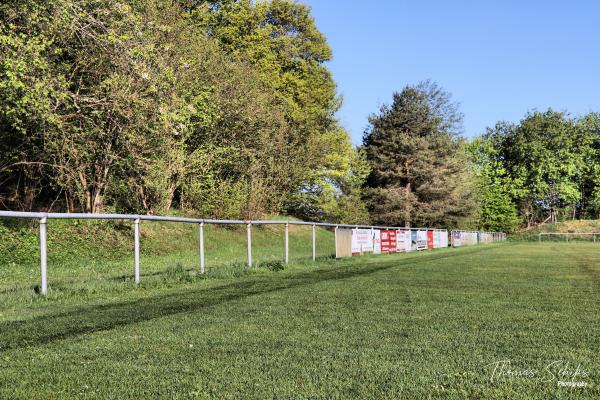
[380,230,397,253]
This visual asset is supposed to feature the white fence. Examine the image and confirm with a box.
[538,232,599,242]
[451,230,507,247]
[0,211,505,295]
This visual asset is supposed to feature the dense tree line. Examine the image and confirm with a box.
[469,110,600,231]
[1,1,598,231]
[361,84,599,232]
[0,0,367,222]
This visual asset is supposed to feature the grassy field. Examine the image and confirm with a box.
[0,241,599,398]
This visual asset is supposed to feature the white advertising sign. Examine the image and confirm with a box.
[452,231,461,247]
[417,230,427,250]
[403,230,412,252]
[395,230,411,252]
[352,229,374,253]
[396,230,406,252]
[373,229,381,254]
[433,231,441,248]
[440,230,448,248]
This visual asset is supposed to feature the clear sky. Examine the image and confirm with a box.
[304,0,600,143]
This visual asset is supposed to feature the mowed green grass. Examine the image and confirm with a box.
[0,243,599,399]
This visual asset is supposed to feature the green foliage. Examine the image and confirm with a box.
[363,81,477,228]
[468,137,521,232]
[188,0,366,221]
[0,0,367,223]
[475,109,599,227]
[258,259,285,272]
[578,113,600,217]
[286,130,371,224]
[191,0,337,136]
[163,263,194,283]
[0,221,40,268]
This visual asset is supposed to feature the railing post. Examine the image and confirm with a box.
[312,224,316,261]
[334,225,338,259]
[247,222,252,267]
[39,216,48,296]
[284,222,289,264]
[199,222,205,274]
[134,218,140,284]
[371,226,374,252]
[538,233,541,243]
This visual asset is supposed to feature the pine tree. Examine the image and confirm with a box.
[363,81,476,227]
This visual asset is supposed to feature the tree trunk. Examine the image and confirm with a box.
[164,182,178,211]
[85,190,92,213]
[404,159,412,227]
[91,191,103,213]
[90,164,110,213]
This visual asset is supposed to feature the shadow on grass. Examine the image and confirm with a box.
[0,248,486,352]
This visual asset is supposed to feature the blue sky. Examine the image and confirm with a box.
[304,0,600,144]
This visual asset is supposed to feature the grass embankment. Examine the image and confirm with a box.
[510,220,600,242]
[0,216,334,306]
[0,241,598,398]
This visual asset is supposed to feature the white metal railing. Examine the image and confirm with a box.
[0,210,505,295]
[538,232,599,243]
[450,230,507,247]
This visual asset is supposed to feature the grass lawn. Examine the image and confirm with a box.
[0,242,598,398]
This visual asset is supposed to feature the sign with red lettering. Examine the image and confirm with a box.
[351,229,374,254]
[380,230,397,253]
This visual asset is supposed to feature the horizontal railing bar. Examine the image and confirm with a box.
[138,215,202,223]
[46,212,143,220]
[543,232,598,234]
[0,211,509,239]
[0,211,47,219]
[0,210,459,231]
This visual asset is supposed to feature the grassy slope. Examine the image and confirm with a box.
[510,220,600,241]
[0,216,335,306]
[0,242,598,399]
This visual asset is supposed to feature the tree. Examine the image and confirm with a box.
[468,137,521,232]
[575,113,600,218]
[363,81,476,227]
[285,130,371,224]
[483,110,589,225]
[1,0,201,213]
[0,0,368,222]
[187,0,365,220]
